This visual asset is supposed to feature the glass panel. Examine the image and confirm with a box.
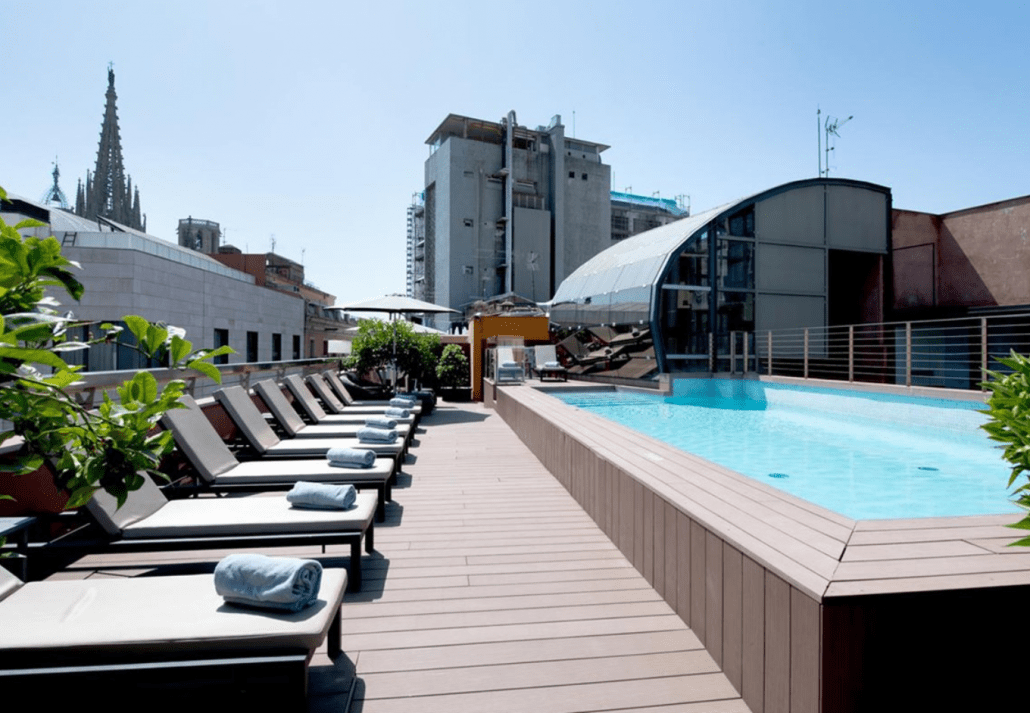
[718,239,755,290]
[717,291,755,334]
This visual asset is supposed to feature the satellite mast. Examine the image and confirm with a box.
[823,113,853,177]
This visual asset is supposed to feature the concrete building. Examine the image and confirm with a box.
[421,112,612,328]
[1,194,306,370]
[610,191,689,242]
[406,193,426,301]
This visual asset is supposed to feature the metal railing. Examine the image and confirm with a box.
[739,313,1030,391]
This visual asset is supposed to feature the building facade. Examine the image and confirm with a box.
[421,112,612,328]
[406,193,426,301]
[550,178,892,373]
[610,191,689,242]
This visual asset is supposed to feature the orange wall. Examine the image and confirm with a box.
[469,314,550,400]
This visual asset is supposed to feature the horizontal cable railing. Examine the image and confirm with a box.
[736,313,1030,391]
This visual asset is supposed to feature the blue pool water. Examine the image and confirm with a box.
[555,379,1016,519]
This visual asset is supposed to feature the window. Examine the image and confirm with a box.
[213,329,229,365]
[246,331,258,363]
[581,173,588,180]
[568,171,575,178]
[309,339,315,358]
[322,340,328,356]
[271,333,282,361]
[292,335,301,360]
[463,218,474,227]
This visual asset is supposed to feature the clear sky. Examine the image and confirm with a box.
[4,0,1027,307]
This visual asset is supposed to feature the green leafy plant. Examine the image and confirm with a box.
[348,319,440,389]
[0,185,233,508]
[436,344,469,389]
[981,350,1030,545]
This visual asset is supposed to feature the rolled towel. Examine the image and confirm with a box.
[287,481,357,509]
[365,416,397,429]
[544,360,561,368]
[389,397,416,408]
[384,406,410,418]
[214,554,322,612]
[326,446,376,468]
[358,426,398,443]
[501,360,518,368]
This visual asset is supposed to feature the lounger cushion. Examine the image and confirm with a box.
[160,394,241,481]
[216,457,393,485]
[120,492,376,538]
[215,386,284,455]
[0,568,346,664]
[85,476,170,536]
[254,380,310,438]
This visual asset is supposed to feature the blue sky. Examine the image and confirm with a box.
[4,0,1027,306]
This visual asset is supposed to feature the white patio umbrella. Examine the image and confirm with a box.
[333,294,458,389]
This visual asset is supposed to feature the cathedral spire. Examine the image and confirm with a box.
[76,64,144,231]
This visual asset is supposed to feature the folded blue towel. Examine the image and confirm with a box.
[501,360,518,368]
[358,426,398,443]
[384,406,410,418]
[544,360,561,368]
[365,416,397,429]
[390,397,416,408]
[326,446,376,468]
[287,481,357,509]
[214,554,322,612]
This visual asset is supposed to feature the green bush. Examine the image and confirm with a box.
[436,344,469,388]
[348,319,440,389]
[981,350,1030,544]
[0,184,232,508]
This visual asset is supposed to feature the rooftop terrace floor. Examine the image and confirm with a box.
[55,401,748,712]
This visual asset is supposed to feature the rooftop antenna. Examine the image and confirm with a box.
[823,113,853,177]
[572,110,576,138]
[270,234,276,253]
[301,248,305,266]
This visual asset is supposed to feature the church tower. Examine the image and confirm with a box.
[75,66,145,231]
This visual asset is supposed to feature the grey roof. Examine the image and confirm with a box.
[551,200,735,305]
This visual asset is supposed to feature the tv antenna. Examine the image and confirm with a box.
[818,109,853,177]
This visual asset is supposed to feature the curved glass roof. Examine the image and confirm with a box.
[551,199,735,306]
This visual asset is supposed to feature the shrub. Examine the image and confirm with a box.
[981,350,1030,544]
[436,344,469,388]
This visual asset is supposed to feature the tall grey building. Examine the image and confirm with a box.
[421,112,611,327]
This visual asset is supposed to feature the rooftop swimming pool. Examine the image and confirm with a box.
[555,379,1015,519]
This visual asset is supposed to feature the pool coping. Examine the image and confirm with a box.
[494,381,1030,712]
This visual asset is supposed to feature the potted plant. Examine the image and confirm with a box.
[436,344,470,401]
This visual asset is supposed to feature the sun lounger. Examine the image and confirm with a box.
[533,344,568,382]
[284,374,419,425]
[254,380,413,437]
[306,373,422,422]
[212,386,407,462]
[160,395,395,521]
[0,564,346,704]
[323,370,392,406]
[38,475,375,591]
[495,347,525,384]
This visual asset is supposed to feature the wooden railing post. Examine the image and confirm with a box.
[905,322,912,387]
[981,317,989,385]
[804,329,809,379]
[849,325,854,382]
[767,331,773,376]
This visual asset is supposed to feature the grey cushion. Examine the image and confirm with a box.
[0,568,345,662]
[284,374,328,421]
[215,456,393,485]
[215,386,282,456]
[265,438,402,458]
[84,476,169,537]
[121,492,376,538]
[160,394,241,482]
[305,375,348,414]
[254,380,309,438]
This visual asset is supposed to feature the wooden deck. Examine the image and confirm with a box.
[493,380,1030,713]
[53,401,750,713]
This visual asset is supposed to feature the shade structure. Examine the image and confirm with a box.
[338,294,458,318]
[336,295,457,389]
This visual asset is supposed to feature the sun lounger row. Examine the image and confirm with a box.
[0,370,435,704]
